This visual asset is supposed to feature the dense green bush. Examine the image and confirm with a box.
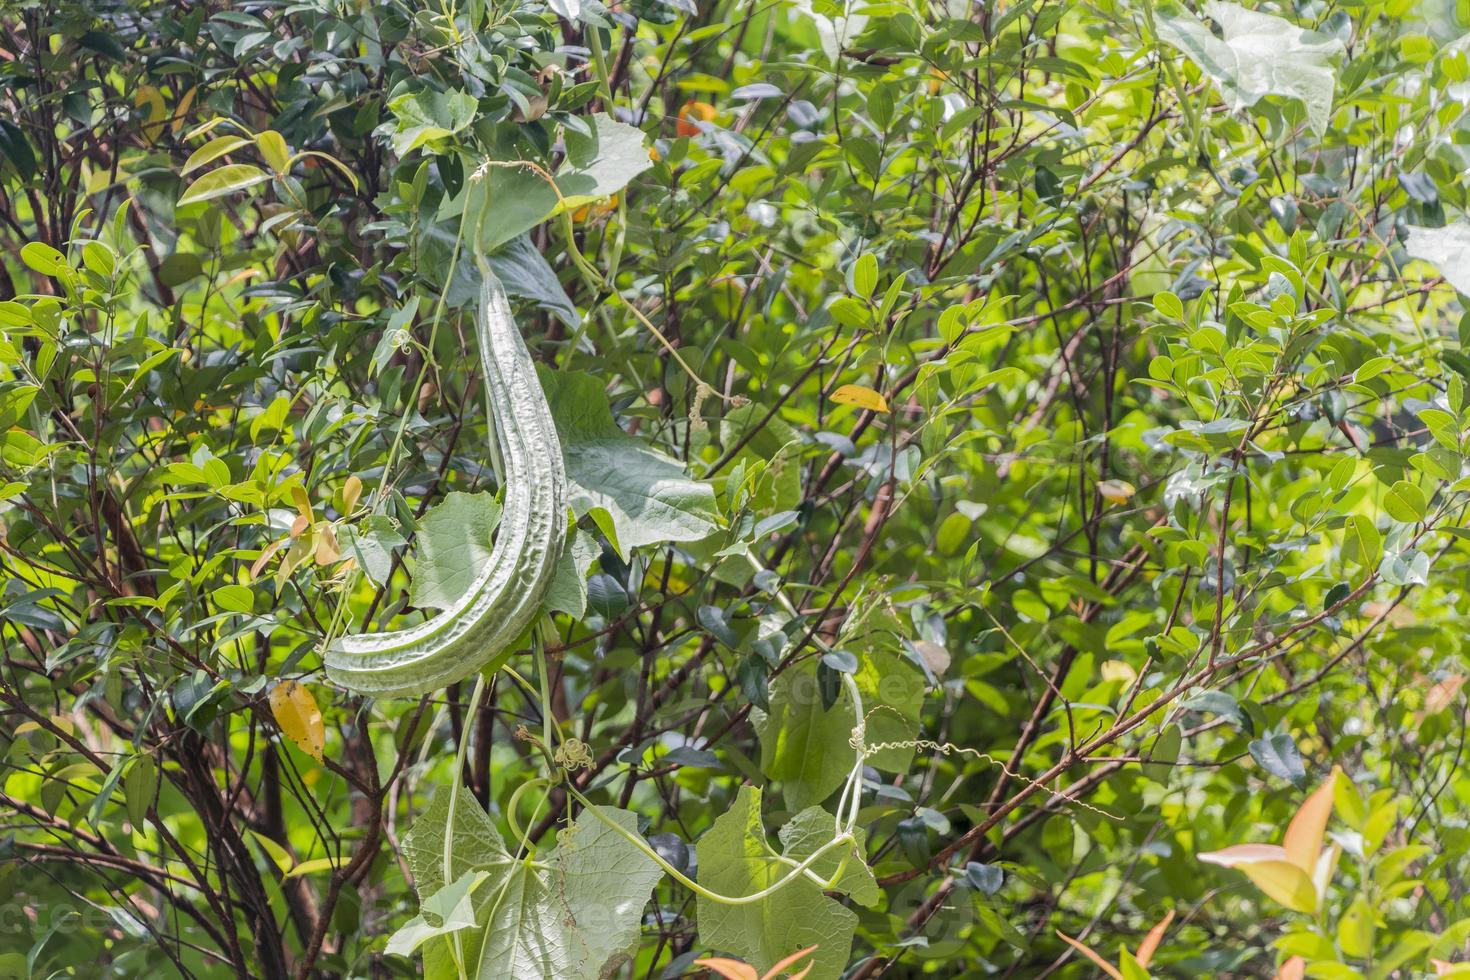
[4,0,1470,976]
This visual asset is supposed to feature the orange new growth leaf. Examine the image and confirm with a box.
[694,945,818,980]
[1197,768,1340,913]
[1283,767,1337,872]
[1057,909,1172,978]
[1275,956,1306,980]
[1055,930,1123,980]
[1134,909,1174,968]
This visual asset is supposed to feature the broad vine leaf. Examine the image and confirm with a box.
[1403,222,1470,295]
[696,786,857,980]
[777,807,879,908]
[418,226,578,327]
[268,680,324,761]
[1157,2,1344,135]
[542,529,600,618]
[401,790,661,978]
[753,649,923,810]
[558,114,655,210]
[385,870,487,957]
[408,491,502,612]
[540,369,718,553]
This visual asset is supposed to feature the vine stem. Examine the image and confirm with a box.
[445,672,487,980]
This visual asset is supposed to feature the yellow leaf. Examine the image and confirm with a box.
[290,484,314,523]
[1055,931,1123,980]
[342,475,363,514]
[256,130,290,173]
[1198,845,1317,912]
[282,856,341,879]
[693,958,759,980]
[1283,768,1337,874]
[269,680,324,762]
[172,85,197,134]
[831,383,889,414]
[134,85,166,143]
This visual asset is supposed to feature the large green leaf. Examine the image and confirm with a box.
[754,649,923,810]
[401,790,661,978]
[557,114,656,209]
[1157,1,1344,134]
[777,807,879,908]
[696,786,858,980]
[540,368,718,552]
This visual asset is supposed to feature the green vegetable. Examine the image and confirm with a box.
[323,275,566,696]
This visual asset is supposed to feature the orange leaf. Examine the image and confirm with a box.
[314,525,341,566]
[269,681,324,762]
[1055,930,1123,980]
[249,538,286,581]
[1134,909,1173,967]
[1283,768,1337,874]
[761,946,818,979]
[677,100,717,136]
[693,958,759,980]
[1276,956,1306,980]
[831,383,890,414]
[1425,674,1465,716]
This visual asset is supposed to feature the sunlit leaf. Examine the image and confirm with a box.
[268,680,324,762]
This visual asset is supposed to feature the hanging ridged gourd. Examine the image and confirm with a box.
[324,273,567,697]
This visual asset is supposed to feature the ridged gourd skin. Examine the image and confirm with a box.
[323,275,567,697]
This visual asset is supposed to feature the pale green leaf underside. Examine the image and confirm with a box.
[402,791,661,979]
[542,528,600,618]
[777,807,880,909]
[1157,1,1343,135]
[1404,222,1470,296]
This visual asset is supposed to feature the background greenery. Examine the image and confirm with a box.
[3,0,1470,976]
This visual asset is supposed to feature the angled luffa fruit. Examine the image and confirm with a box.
[325,273,566,697]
